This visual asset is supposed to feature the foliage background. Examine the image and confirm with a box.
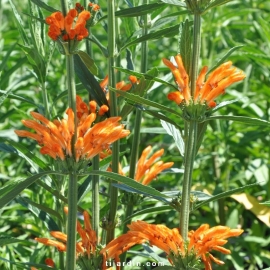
[0,0,270,269]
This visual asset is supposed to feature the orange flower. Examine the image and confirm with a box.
[134,146,173,185]
[46,6,90,41]
[30,258,55,269]
[35,208,97,258]
[101,221,243,270]
[100,75,138,102]
[15,96,129,162]
[163,55,245,108]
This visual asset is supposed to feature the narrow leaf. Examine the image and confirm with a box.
[89,170,170,203]
[194,183,259,210]
[114,66,176,89]
[121,25,180,51]
[160,0,186,7]
[76,50,98,76]
[74,54,109,112]
[160,119,184,156]
[115,2,166,17]
[124,206,173,222]
[17,197,60,231]
[207,45,244,74]
[208,115,270,127]
[0,236,27,247]
[30,0,57,12]
[8,0,29,44]
[0,171,64,208]
[110,89,182,118]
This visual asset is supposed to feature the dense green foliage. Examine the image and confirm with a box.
[0,0,270,269]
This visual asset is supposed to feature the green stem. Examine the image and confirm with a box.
[106,0,119,244]
[92,155,100,235]
[180,121,197,240]
[190,13,201,96]
[66,55,77,155]
[60,0,68,16]
[66,172,78,270]
[41,82,50,118]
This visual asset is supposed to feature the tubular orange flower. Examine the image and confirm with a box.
[46,5,91,41]
[35,209,97,258]
[163,55,245,108]
[101,221,243,270]
[135,146,174,185]
[15,96,129,163]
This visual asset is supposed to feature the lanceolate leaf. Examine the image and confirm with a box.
[161,119,185,156]
[208,115,270,127]
[203,0,233,14]
[17,197,60,231]
[194,183,259,210]
[115,2,166,17]
[207,45,244,74]
[30,0,58,12]
[123,206,173,222]
[120,24,180,51]
[74,54,109,112]
[89,170,170,203]
[0,171,64,208]
[76,50,98,76]
[0,257,57,270]
[114,66,176,89]
[160,0,186,7]
[110,89,182,118]
[0,236,27,247]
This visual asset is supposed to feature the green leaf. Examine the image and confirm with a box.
[120,24,180,51]
[76,50,98,76]
[4,140,49,170]
[0,91,38,107]
[110,89,182,118]
[194,183,259,210]
[0,43,17,72]
[124,206,173,222]
[120,69,158,119]
[115,2,166,17]
[160,0,186,7]
[0,236,27,247]
[151,266,176,270]
[16,197,60,231]
[0,88,14,107]
[143,245,171,266]
[144,110,182,130]
[179,19,192,75]
[89,170,170,203]
[29,0,57,12]
[203,0,234,14]
[160,119,184,156]
[208,115,270,127]
[207,45,244,74]
[0,171,64,208]
[8,0,29,44]
[114,66,176,89]
[0,257,57,270]
[74,54,109,112]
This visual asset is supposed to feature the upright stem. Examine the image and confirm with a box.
[60,0,67,16]
[92,155,100,235]
[41,82,50,118]
[66,55,77,155]
[179,10,202,241]
[65,46,78,270]
[190,13,201,96]
[180,121,197,240]
[66,172,78,270]
[128,9,149,179]
[106,0,119,244]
